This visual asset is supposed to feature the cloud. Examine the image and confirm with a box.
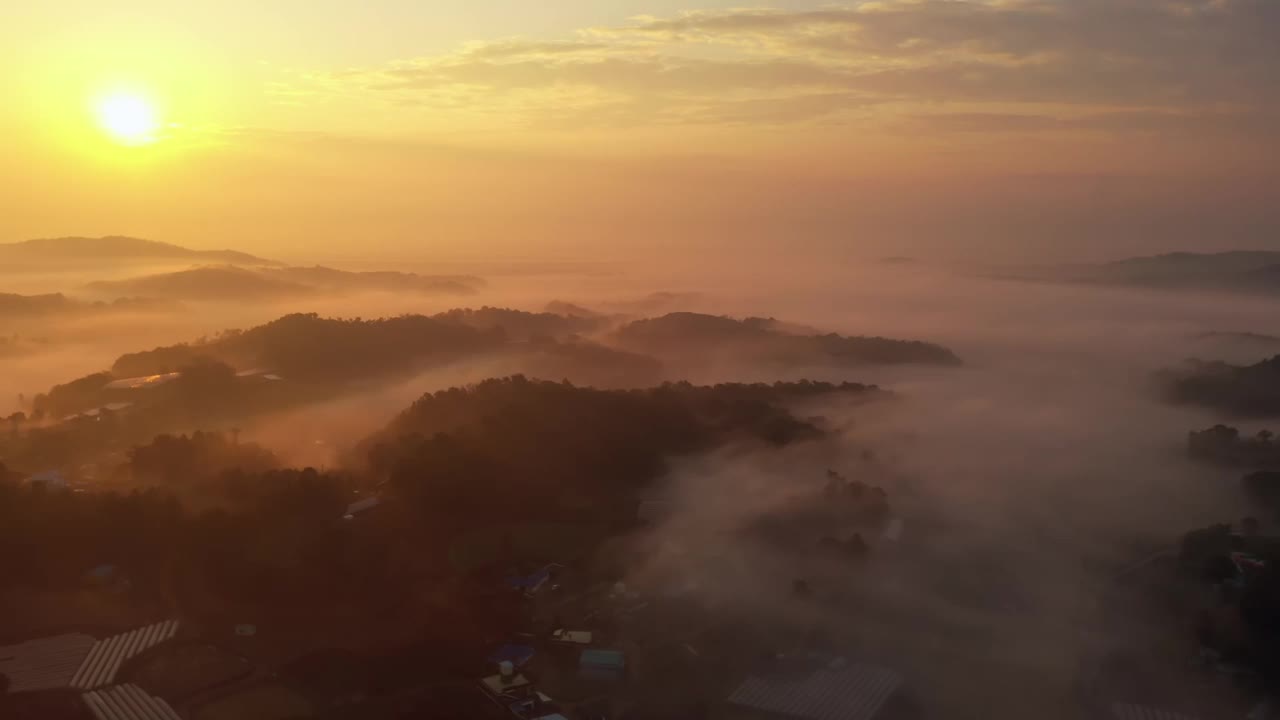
[288,1,1278,134]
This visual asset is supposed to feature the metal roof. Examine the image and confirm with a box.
[344,496,382,516]
[0,633,96,693]
[1112,703,1204,720]
[726,663,903,720]
[579,649,625,670]
[82,684,181,720]
[70,620,180,690]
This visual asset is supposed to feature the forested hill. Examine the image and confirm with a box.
[365,376,882,522]
[1162,355,1280,416]
[615,312,962,366]
[0,235,276,266]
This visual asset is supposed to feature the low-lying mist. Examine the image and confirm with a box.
[6,256,1277,717]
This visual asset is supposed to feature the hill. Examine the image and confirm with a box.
[0,235,277,266]
[367,376,881,524]
[87,266,314,300]
[1162,355,1280,416]
[87,265,484,300]
[614,312,962,367]
[0,292,178,319]
[1002,251,1280,295]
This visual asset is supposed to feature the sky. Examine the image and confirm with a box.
[2,0,1278,263]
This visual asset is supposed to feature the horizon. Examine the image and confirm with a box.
[3,0,1279,263]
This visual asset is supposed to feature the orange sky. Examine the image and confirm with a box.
[2,1,1277,263]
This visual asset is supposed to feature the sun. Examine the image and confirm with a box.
[94,93,160,145]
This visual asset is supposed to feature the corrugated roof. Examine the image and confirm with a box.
[0,633,96,693]
[726,663,903,720]
[82,683,181,720]
[70,620,180,690]
[1112,703,1203,720]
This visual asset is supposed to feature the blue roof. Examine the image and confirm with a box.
[505,567,551,591]
[579,649,625,670]
[488,644,535,668]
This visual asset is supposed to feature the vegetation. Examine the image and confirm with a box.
[615,312,962,366]
[368,376,878,529]
[1164,356,1280,416]
[1,377,873,624]
[1179,523,1280,694]
[433,306,604,340]
[88,265,483,301]
[1187,424,1280,468]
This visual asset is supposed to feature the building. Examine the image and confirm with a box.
[343,496,382,519]
[0,620,182,695]
[726,661,903,720]
[82,683,181,720]
[578,649,625,680]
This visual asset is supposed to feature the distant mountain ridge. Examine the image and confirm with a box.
[1000,250,1280,295]
[86,265,485,300]
[0,235,279,266]
[0,292,177,318]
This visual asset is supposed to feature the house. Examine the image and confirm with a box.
[236,368,283,382]
[0,633,98,693]
[578,649,625,680]
[0,620,180,694]
[70,620,182,690]
[726,661,903,720]
[550,629,592,645]
[482,662,533,700]
[82,683,181,720]
[506,565,555,597]
[26,470,69,490]
[488,644,535,669]
[343,496,382,519]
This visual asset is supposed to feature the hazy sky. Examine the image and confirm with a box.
[3,0,1277,262]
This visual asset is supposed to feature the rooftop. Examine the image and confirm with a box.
[726,662,903,720]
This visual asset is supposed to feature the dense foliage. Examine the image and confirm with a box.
[1164,356,1280,416]
[368,376,879,527]
[615,312,962,366]
[128,430,279,488]
[1187,424,1280,468]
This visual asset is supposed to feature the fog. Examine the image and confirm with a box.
[5,255,1277,717]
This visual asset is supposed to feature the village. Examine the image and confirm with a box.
[1,464,927,720]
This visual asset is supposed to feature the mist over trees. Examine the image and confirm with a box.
[0,376,873,632]
[615,312,962,367]
[1163,356,1280,416]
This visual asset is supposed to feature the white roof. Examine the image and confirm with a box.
[344,496,382,516]
[82,684,181,720]
[0,633,96,693]
[70,620,180,690]
[727,663,903,720]
[551,629,592,645]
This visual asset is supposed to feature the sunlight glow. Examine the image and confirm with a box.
[94,93,160,145]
